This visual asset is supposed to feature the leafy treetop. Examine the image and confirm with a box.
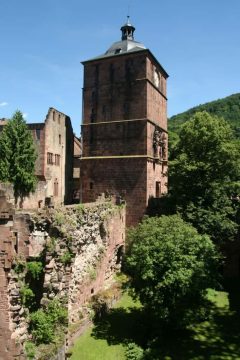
[125,215,220,327]
[0,111,37,202]
[169,112,240,243]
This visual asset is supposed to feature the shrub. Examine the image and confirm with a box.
[14,259,26,274]
[76,203,85,214]
[29,299,67,345]
[20,285,35,309]
[27,261,43,280]
[47,299,68,325]
[54,212,65,226]
[125,343,144,360]
[46,237,57,254]
[87,266,97,280]
[24,341,36,360]
[59,251,73,266]
[30,309,54,344]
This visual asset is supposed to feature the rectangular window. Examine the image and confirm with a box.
[59,134,61,144]
[47,152,53,164]
[55,154,60,166]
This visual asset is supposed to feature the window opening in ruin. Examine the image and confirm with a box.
[36,129,41,140]
[53,111,56,121]
[55,154,60,166]
[47,152,53,164]
[156,181,161,198]
[90,182,94,190]
[14,232,18,253]
[91,288,94,294]
[58,114,61,124]
[54,180,59,196]
[116,245,124,264]
[59,134,61,144]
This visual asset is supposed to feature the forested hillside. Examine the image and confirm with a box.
[168,93,240,137]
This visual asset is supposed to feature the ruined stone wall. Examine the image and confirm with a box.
[0,192,125,359]
[0,181,47,210]
[0,191,29,360]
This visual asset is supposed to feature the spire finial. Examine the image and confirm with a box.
[120,16,135,41]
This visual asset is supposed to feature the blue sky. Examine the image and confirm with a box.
[1,0,240,135]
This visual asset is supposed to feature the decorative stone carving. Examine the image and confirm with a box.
[153,128,167,160]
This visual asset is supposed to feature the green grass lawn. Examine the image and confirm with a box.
[70,280,240,360]
[69,327,125,360]
[69,293,141,360]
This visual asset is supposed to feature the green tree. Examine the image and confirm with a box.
[0,111,37,204]
[125,215,220,327]
[169,111,240,243]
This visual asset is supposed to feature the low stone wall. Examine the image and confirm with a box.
[0,192,125,359]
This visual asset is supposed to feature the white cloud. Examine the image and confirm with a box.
[0,102,8,107]
[22,113,28,119]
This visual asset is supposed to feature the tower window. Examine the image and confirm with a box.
[115,48,122,54]
[59,134,61,144]
[90,182,94,190]
[58,114,61,124]
[53,111,56,121]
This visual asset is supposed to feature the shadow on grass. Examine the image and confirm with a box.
[91,282,240,359]
[92,307,149,347]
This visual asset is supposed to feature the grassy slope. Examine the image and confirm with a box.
[168,93,240,137]
[69,293,141,360]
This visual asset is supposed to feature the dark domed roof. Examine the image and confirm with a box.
[105,39,146,56]
[82,17,146,63]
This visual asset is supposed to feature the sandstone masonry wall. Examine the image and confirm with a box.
[0,191,125,359]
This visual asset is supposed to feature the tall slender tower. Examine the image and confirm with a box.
[81,18,168,226]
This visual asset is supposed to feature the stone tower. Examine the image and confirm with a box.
[81,18,168,226]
